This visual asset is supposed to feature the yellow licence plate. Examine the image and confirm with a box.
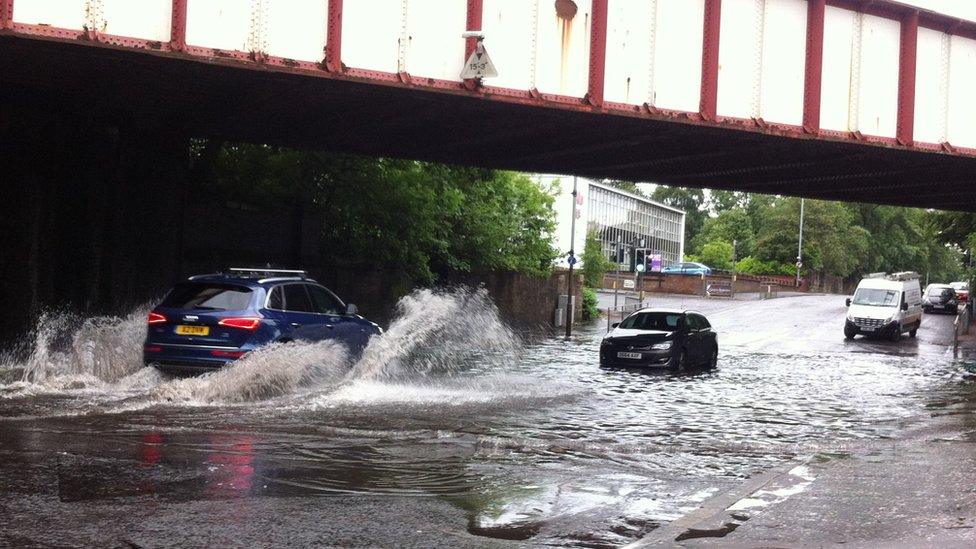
[175,325,210,336]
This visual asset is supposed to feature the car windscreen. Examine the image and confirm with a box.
[160,282,253,311]
[852,288,898,307]
[619,312,682,331]
[925,286,952,298]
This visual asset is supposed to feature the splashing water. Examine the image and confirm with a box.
[0,287,559,412]
[350,287,521,381]
[149,340,352,405]
[0,307,152,395]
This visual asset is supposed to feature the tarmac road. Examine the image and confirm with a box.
[1,293,974,547]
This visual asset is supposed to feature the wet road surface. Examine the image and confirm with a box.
[1,291,974,547]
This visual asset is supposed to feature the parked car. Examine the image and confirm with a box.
[143,268,382,375]
[600,309,718,370]
[844,272,922,341]
[923,284,958,314]
[950,281,969,303]
[661,262,713,276]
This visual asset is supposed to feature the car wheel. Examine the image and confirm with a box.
[674,349,688,371]
[844,325,857,340]
[909,327,918,338]
[889,329,901,342]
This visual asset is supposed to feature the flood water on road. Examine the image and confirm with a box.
[1,290,973,547]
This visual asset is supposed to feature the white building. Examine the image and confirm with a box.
[538,175,686,271]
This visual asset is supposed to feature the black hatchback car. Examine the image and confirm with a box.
[600,309,718,370]
[922,284,958,314]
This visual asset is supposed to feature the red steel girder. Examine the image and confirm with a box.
[803,0,825,134]
[463,0,483,89]
[1,0,14,30]
[324,0,344,72]
[897,10,919,146]
[464,0,483,60]
[700,0,722,121]
[587,0,608,108]
[170,0,187,52]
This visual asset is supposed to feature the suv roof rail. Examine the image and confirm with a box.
[227,267,308,278]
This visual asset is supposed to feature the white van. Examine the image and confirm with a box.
[844,272,922,341]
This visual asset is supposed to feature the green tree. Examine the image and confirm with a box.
[709,190,751,213]
[691,208,756,258]
[753,198,869,278]
[699,241,734,271]
[651,185,707,246]
[603,180,646,197]
[209,144,558,284]
[581,229,612,288]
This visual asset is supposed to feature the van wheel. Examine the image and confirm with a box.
[889,330,901,342]
[844,325,857,340]
[909,325,918,338]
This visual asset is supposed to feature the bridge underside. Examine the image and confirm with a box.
[2,35,975,212]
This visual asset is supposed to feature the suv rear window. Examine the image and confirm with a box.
[161,283,253,311]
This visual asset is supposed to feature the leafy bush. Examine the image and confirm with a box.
[735,256,797,276]
[735,256,777,275]
[581,286,600,320]
[581,229,613,288]
[699,241,734,270]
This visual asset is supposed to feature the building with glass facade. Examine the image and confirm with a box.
[538,175,686,272]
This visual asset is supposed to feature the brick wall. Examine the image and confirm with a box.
[602,273,797,296]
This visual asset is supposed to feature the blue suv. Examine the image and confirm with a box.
[143,269,381,375]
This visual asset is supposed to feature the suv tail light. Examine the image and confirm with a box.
[148,312,167,325]
[218,317,262,330]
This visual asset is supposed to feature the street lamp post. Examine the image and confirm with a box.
[565,176,578,339]
[796,198,805,288]
[613,239,621,309]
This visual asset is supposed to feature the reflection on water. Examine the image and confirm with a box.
[1,293,974,546]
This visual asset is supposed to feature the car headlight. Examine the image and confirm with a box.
[651,341,672,350]
[601,338,611,347]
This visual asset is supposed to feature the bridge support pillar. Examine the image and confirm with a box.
[0,89,189,343]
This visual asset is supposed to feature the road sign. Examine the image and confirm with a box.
[650,253,662,272]
[567,255,577,266]
[623,279,635,289]
[459,43,498,79]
